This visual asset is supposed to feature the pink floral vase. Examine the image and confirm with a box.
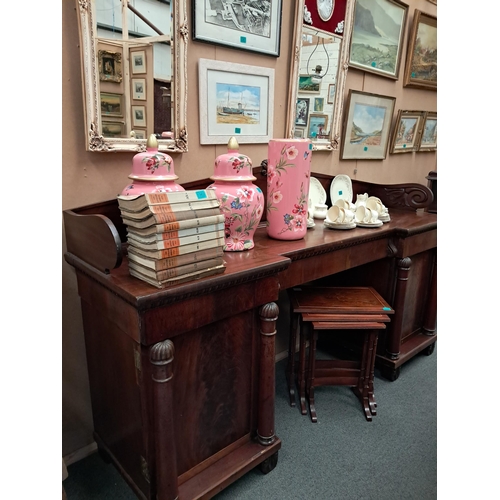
[121,134,184,195]
[207,137,264,251]
[266,139,312,240]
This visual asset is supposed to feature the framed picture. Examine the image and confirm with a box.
[133,129,147,140]
[341,90,396,160]
[132,79,146,100]
[192,0,282,57]
[314,97,324,112]
[308,114,329,139]
[418,111,437,151]
[102,121,124,138]
[327,84,335,104]
[132,105,147,127]
[390,110,426,154]
[298,75,321,93]
[294,128,305,138]
[198,58,274,144]
[349,0,408,80]
[131,50,147,74]
[403,10,437,90]
[295,98,310,126]
[303,0,348,37]
[100,92,123,117]
[98,50,122,83]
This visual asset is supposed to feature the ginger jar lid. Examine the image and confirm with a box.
[210,137,256,181]
[128,134,178,181]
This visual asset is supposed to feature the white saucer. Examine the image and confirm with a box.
[324,220,356,230]
[379,214,391,223]
[356,220,383,228]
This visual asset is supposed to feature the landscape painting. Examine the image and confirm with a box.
[390,110,425,153]
[299,75,321,93]
[216,83,261,125]
[418,112,437,151]
[341,90,395,160]
[349,0,408,79]
[404,10,437,89]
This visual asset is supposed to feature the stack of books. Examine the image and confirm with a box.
[117,190,226,288]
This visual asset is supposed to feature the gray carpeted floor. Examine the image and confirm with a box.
[64,347,437,499]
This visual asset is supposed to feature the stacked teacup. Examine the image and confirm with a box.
[324,199,357,229]
[353,194,390,226]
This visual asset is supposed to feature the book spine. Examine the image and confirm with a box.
[145,189,217,205]
[128,230,224,250]
[129,237,224,259]
[133,257,224,281]
[151,206,222,224]
[127,246,224,271]
[148,199,220,216]
[128,221,224,241]
[153,214,225,232]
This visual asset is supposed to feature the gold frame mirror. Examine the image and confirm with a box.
[286,0,354,151]
[76,0,188,153]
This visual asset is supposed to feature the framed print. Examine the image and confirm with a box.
[349,0,408,80]
[314,97,324,112]
[102,121,124,138]
[132,79,146,100]
[294,128,305,138]
[303,0,348,37]
[198,58,274,144]
[98,50,122,83]
[192,0,282,57]
[133,129,147,140]
[327,84,336,104]
[308,114,329,139]
[298,75,321,93]
[132,105,147,127]
[341,90,396,160]
[390,110,425,154]
[131,50,147,74]
[418,112,437,151]
[403,10,437,90]
[100,92,123,117]
[295,98,310,127]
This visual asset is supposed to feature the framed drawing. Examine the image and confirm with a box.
[349,0,408,80]
[102,121,124,138]
[98,50,122,83]
[192,0,282,57]
[131,50,147,75]
[390,110,425,154]
[403,10,437,90]
[133,129,147,140]
[132,105,146,127]
[132,79,146,100]
[341,90,396,160]
[418,111,437,151]
[295,98,310,127]
[308,114,329,139]
[298,75,321,93]
[100,92,123,117]
[314,97,324,112]
[294,128,305,138]
[198,58,274,144]
[327,84,335,104]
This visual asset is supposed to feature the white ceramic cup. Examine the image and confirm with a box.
[366,197,383,214]
[328,206,354,223]
[313,203,328,219]
[334,199,350,210]
[355,206,379,223]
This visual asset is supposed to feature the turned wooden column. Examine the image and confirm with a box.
[387,257,412,359]
[257,302,279,446]
[150,340,178,500]
[423,249,437,336]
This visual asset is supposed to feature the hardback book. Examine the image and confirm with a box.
[128,256,225,281]
[121,206,223,229]
[129,263,226,289]
[127,236,225,260]
[128,214,225,236]
[127,245,224,271]
[127,228,225,251]
[119,198,220,221]
[118,189,218,212]
[127,221,225,243]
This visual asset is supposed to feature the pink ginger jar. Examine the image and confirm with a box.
[207,137,264,251]
[266,139,312,240]
[121,134,184,195]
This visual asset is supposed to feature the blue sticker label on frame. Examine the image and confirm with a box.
[195,190,207,199]
[403,144,406,148]
[235,128,241,134]
[371,61,376,67]
[383,307,391,311]
[364,146,368,151]
[240,36,247,43]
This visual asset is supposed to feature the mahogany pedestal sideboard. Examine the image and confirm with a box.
[63,174,436,498]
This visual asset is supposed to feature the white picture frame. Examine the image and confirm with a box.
[131,50,147,74]
[132,105,146,127]
[132,78,146,100]
[198,58,274,145]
